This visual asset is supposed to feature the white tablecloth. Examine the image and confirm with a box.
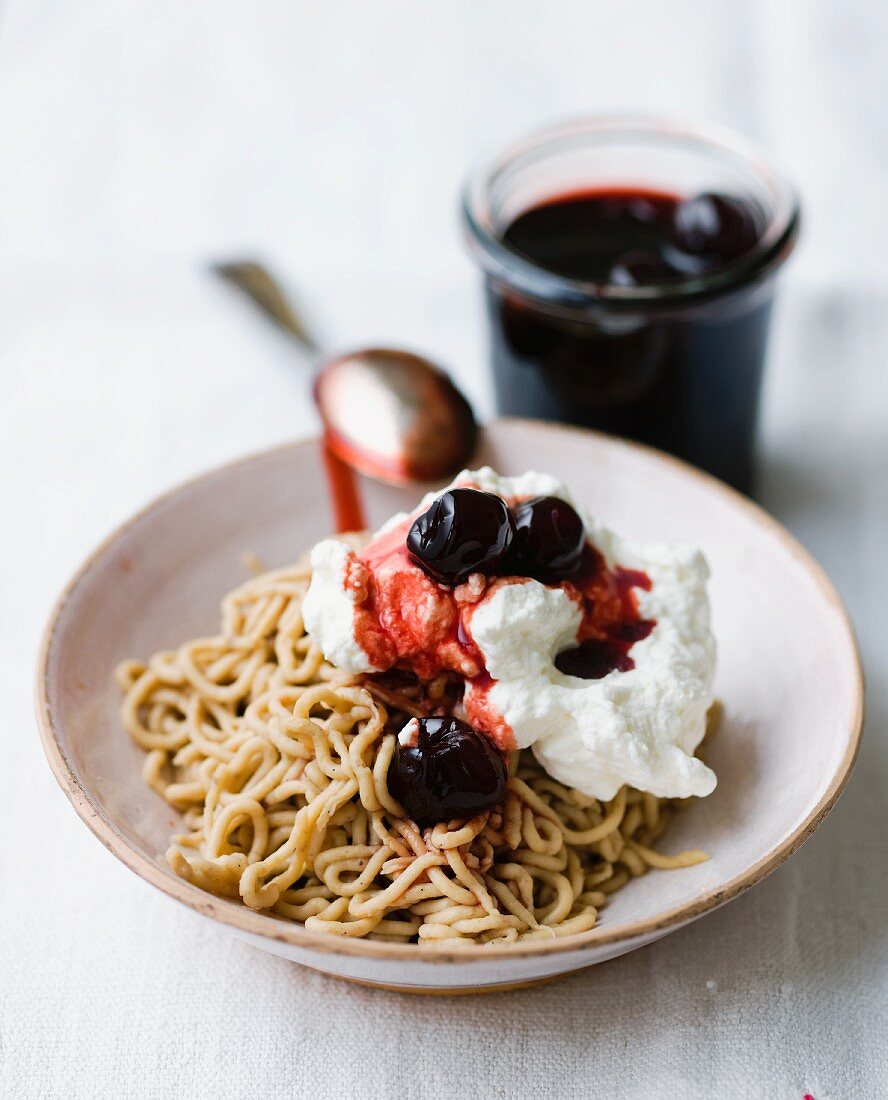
[3,3,887,1097]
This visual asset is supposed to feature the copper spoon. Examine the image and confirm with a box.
[212,261,478,489]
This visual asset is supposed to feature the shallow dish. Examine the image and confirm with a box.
[36,419,863,993]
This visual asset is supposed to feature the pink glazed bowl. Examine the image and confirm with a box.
[36,419,863,993]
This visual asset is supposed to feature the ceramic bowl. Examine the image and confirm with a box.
[36,419,863,993]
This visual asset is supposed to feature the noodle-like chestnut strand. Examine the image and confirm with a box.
[117,560,712,945]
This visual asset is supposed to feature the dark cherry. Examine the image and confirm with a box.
[506,496,585,581]
[607,249,673,288]
[555,619,655,680]
[555,637,635,679]
[407,488,514,585]
[670,192,760,265]
[387,717,507,827]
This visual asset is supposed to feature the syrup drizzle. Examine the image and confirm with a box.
[321,435,366,533]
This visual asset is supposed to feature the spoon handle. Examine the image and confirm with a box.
[212,260,320,355]
[212,259,365,532]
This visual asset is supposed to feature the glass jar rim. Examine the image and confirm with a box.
[461,114,801,312]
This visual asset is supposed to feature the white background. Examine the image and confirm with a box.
[2,2,887,1098]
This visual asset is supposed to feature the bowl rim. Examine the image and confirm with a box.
[35,419,864,965]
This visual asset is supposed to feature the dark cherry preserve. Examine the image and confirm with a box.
[388,717,507,827]
[487,187,773,493]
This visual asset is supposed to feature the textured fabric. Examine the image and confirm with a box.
[3,2,888,1097]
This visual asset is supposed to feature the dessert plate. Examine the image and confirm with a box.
[36,419,863,993]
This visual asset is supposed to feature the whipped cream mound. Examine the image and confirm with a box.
[302,467,717,801]
[472,544,715,800]
[301,538,385,673]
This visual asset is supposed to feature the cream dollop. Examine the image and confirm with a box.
[301,539,384,673]
[302,467,717,800]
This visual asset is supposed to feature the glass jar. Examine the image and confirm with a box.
[462,116,800,494]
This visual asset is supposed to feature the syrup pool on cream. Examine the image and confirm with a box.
[301,468,717,801]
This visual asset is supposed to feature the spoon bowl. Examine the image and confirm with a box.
[214,261,478,485]
[315,348,478,484]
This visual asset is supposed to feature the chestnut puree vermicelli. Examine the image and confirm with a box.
[117,556,712,946]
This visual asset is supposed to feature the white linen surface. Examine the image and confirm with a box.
[2,3,887,1097]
